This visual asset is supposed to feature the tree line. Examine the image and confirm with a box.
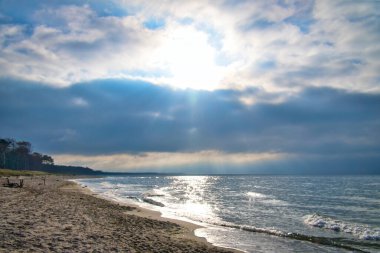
[0,138,54,170]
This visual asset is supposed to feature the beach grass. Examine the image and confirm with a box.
[0,168,50,176]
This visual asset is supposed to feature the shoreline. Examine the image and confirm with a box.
[71,178,243,253]
[0,175,241,253]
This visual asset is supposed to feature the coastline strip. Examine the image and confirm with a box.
[0,175,239,253]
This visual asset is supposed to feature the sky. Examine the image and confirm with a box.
[0,0,379,174]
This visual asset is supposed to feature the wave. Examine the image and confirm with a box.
[247,192,267,198]
[100,181,117,189]
[143,189,167,198]
[304,213,380,241]
[246,191,288,206]
[214,222,377,253]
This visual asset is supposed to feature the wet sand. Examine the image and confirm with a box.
[0,176,237,253]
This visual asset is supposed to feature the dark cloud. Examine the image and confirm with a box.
[1,78,379,161]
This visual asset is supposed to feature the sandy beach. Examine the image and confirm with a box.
[0,176,236,253]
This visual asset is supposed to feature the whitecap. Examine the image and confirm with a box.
[304,213,380,240]
[100,181,117,189]
[246,192,288,206]
[143,188,168,197]
[246,191,267,198]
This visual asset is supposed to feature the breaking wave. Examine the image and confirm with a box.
[213,222,377,252]
[246,191,288,206]
[304,213,380,241]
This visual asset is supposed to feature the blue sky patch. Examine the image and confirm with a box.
[144,18,166,30]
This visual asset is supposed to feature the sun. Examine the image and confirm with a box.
[158,27,223,90]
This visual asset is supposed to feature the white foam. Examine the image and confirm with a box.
[247,192,288,206]
[143,188,168,197]
[100,181,116,189]
[304,214,380,240]
[247,192,267,198]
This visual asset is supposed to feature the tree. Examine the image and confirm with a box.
[0,138,12,168]
[42,155,54,165]
[1,138,55,170]
[30,152,43,170]
[15,141,32,170]
[0,138,16,168]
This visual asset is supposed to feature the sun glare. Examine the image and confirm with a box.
[158,27,223,90]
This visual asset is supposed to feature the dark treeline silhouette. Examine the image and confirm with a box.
[0,138,54,170]
[0,138,102,175]
[41,164,102,175]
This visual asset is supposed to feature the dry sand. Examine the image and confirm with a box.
[0,176,237,253]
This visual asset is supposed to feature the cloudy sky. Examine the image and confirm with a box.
[1,0,379,173]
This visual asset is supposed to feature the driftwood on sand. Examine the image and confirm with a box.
[2,178,24,188]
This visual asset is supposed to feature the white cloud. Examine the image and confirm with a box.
[0,5,162,86]
[0,1,378,93]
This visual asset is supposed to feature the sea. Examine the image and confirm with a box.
[75,175,380,253]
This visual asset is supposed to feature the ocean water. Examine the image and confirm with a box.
[76,175,380,253]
